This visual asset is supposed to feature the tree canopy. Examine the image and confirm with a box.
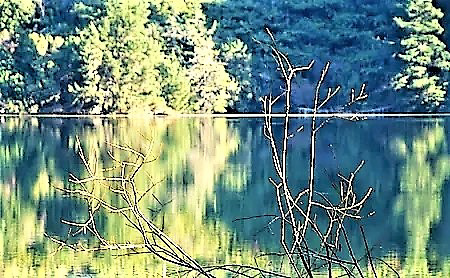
[392,0,450,111]
[0,0,246,114]
[0,0,449,113]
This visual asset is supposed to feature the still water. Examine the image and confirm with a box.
[0,116,449,277]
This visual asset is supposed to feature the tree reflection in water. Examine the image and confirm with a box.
[0,117,449,276]
[392,123,450,277]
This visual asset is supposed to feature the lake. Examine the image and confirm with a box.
[0,116,449,277]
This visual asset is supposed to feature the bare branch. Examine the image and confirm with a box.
[259,28,391,278]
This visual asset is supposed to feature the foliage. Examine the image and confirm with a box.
[152,0,241,113]
[0,0,449,112]
[438,0,450,46]
[392,0,450,111]
[69,0,166,114]
[0,0,36,34]
[0,47,26,112]
[219,38,253,112]
[0,0,82,113]
[0,0,35,112]
[204,0,401,111]
[0,29,78,113]
[0,0,245,114]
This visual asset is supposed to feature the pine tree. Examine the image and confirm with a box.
[71,0,166,114]
[393,0,450,111]
[153,0,240,113]
[70,0,241,114]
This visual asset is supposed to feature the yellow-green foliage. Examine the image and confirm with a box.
[0,0,246,114]
[0,117,284,277]
[0,47,25,111]
[28,33,64,57]
[67,0,242,114]
[0,0,35,33]
[70,0,165,114]
[392,124,450,277]
[393,0,450,110]
[154,0,240,113]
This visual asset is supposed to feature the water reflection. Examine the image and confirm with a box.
[0,117,449,277]
[392,124,450,276]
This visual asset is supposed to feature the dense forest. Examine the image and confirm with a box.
[0,0,449,114]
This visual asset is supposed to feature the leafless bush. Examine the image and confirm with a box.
[258,27,399,277]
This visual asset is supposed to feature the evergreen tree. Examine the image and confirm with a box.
[0,0,35,112]
[153,0,240,113]
[70,0,242,114]
[393,0,450,111]
[70,0,166,114]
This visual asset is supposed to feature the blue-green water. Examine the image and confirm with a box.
[0,116,449,277]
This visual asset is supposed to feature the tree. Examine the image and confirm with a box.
[0,0,35,112]
[70,0,166,114]
[0,0,81,113]
[205,0,399,111]
[392,0,450,111]
[152,0,241,113]
[0,0,36,34]
[0,47,26,112]
[68,0,243,114]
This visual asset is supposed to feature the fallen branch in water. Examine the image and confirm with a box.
[45,135,289,277]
